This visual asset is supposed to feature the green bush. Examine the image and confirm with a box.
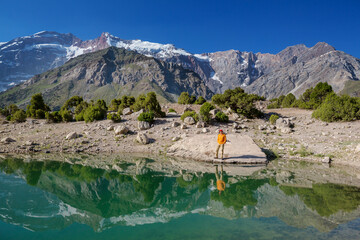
[181,111,199,122]
[215,112,229,123]
[194,96,206,105]
[282,93,296,108]
[45,111,62,123]
[11,110,26,122]
[83,105,107,123]
[138,111,155,123]
[61,96,83,111]
[200,102,215,123]
[178,92,191,104]
[212,87,264,118]
[60,109,73,122]
[168,108,176,113]
[312,93,360,122]
[269,114,279,125]
[74,101,88,121]
[267,95,285,109]
[189,95,197,104]
[35,109,46,119]
[26,93,50,118]
[132,92,165,117]
[107,113,122,123]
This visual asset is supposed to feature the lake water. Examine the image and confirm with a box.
[1,156,360,240]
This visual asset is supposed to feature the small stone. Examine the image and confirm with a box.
[172,136,180,141]
[184,117,196,125]
[202,128,209,133]
[114,125,129,135]
[180,124,187,129]
[196,121,206,128]
[138,121,151,130]
[136,132,150,144]
[123,107,133,115]
[107,126,114,131]
[171,122,180,127]
[322,157,331,163]
[24,141,35,146]
[280,127,292,134]
[66,132,78,140]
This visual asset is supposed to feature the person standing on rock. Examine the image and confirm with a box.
[215,129,226,159]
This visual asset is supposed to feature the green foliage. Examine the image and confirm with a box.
[199,102,215,123]
[215,111,229,123]
[60,109,73,122]
[45,111,62,123]
[83,105,107,123]
[189,95,197,104]
[74,101,89,121]
[280,183,360,217]
[1,104,19,118]
[296,82,334,109]
[181,111,199,122]
[269,114,279,125]
[194,96,206,105]
[281,93,296,108]
[178,92,191,104]
[11,109,26,122]
[107,113,122,123]
[109,95,136,112]
[138,111,155,123]
[312,93,360,122]
[26,93,50,118]
[267,95,285,109]
[168,108,176,113]
[212,87,264,118]
[35,109,46,119]
[131,92,164,117]
[61,96,84,111]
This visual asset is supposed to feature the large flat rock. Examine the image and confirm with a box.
[167,134,267,164]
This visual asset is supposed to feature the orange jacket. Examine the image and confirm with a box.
[217,180,225,191]
[217,133,226,144]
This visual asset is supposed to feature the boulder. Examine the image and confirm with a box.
[209,109,220,117]
[131,109,144,118]
[1,137,15,143]
[136,132,150,144]
[232,113,240,120]
[107,126,114,131]
[196,121,206,128]
[322,156,331,163]
[171,122,180,127]
[276,118,294,129]
[184,116,196,125]
[123,107,133,115]
[138,121,151,130]
[66,132,78,140]
[114,125,129,135]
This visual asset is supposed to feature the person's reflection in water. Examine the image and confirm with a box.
[215,165,225,195]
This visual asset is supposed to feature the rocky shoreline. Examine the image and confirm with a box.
[1,104,360,167]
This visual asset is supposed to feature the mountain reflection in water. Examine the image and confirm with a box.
[0,156,360,239]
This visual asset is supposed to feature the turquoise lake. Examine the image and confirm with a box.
[1,156,360,240]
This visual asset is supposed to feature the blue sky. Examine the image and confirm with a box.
[1,0,360,57]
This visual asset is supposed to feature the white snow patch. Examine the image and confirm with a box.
[210,72,223,84]
[0,42,6,47]
[194,54,210,61]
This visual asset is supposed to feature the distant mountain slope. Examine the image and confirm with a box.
[1,31,360,98]
[0,47,212,109]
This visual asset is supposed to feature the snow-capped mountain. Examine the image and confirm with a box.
[1,31,360,98]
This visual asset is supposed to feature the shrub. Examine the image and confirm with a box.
[215,112,229,123]
[200,102,215,123]
[194,96,206,105]
[181,111,199,122]
[60,109,73,122]
[189,95,197,104]
[298,82,334,109]
[107,113,122,123]
[61,96,83,111]
[269,114,279,125]
[312,93,360,122]
[74,101,88,121]
[83,105,107,123]
[26,93,50,118]
[168,108,176,113]
[212,87,264,118]
[35,109,46,119]
[282,93,296,108]
[132,92,165,117]
[45,111,62,123]
[11,110,26,122]
[138,111,155,123]
[267,95,285,109]
[178,92,191,104]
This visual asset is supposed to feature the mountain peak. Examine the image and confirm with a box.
[311,42,335,51]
